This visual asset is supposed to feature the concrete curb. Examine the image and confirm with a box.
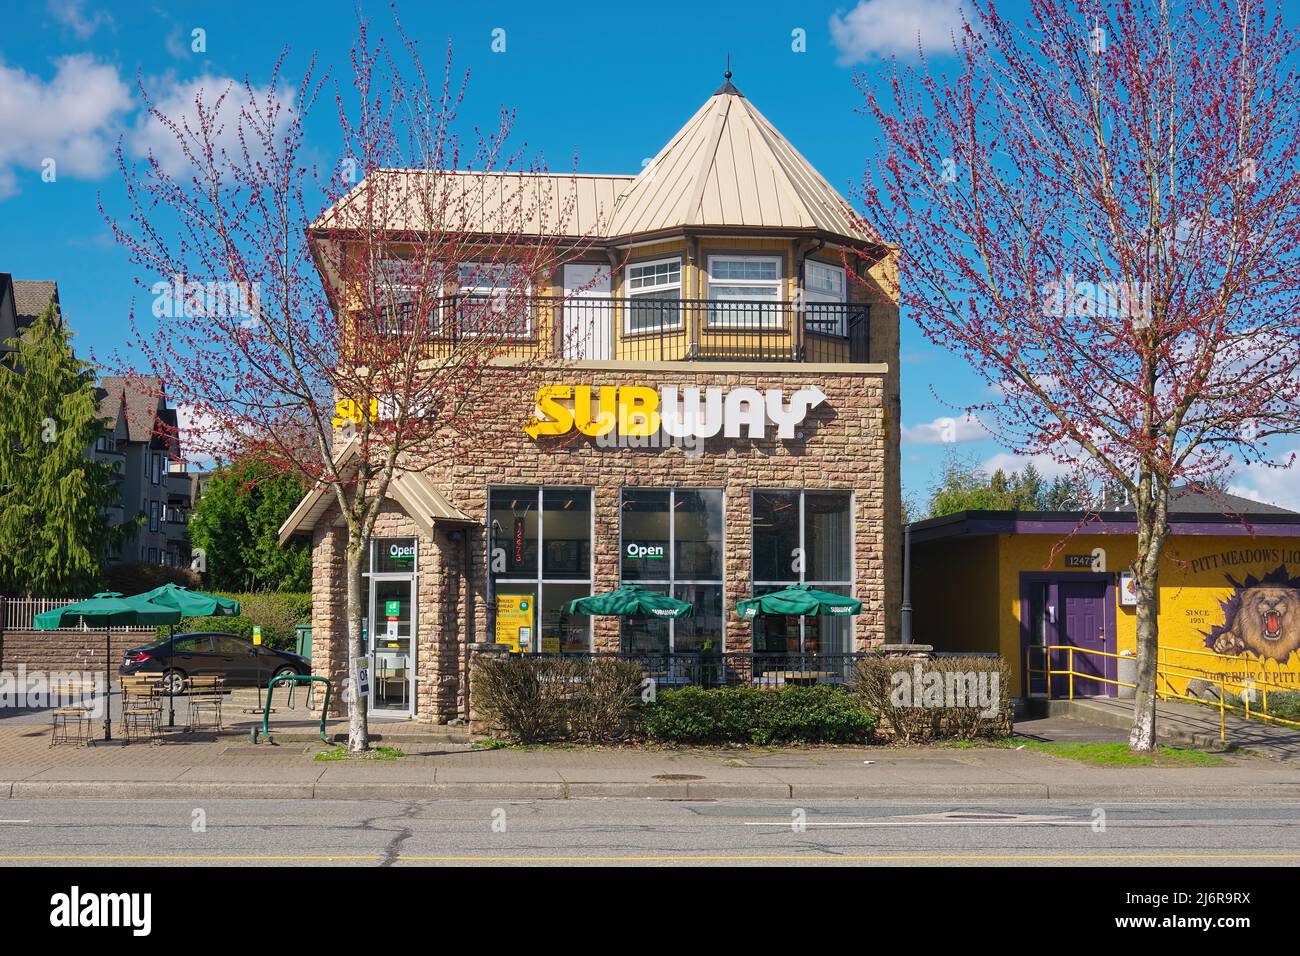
[3,779,1296,801]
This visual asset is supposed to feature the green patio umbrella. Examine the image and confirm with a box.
[735,585,862,619]
[132,584,240,727]
[565,585,694,619]
[33,592,182,742]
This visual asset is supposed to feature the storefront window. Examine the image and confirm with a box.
[620,488,724,653]
[751,490,853,654]
[373,537,418,573]
[490,486,592,652]
[752,490,800,581]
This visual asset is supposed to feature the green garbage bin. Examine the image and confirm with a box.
[295,623,313,661]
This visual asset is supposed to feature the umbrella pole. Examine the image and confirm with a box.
[168,623,176,727]
[103,624,113,741]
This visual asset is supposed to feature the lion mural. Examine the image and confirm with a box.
[1204,566,1300,664]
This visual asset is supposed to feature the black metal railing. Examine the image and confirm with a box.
[535,651,869,688]
[361,295,870,364]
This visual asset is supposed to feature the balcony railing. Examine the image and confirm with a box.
[365,295,870,364]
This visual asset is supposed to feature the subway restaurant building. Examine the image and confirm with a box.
[281,79,902,722]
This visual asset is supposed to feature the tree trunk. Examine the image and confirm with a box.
[345,535,370,753]
[1129,560,1160,751]
[1128,480,1169,752]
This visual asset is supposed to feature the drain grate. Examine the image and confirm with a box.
[653,773,705,781]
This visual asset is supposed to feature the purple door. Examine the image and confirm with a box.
[1056,581,1110,696]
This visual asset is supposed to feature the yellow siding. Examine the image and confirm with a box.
[977,533,1300,696]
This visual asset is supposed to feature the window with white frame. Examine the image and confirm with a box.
[458,262,531,337]
[373,256,443,335]
[804,260,848,336]
[624,257,682,333]
[707,255,783,328]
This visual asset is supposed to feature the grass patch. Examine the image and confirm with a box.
[1019,741,1226,767]
[314,745,405,762]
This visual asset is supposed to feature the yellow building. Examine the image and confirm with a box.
[909,488,1300,702]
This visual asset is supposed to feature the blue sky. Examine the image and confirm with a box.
[1,0,1296,509]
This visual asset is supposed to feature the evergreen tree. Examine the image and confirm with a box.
[0,306,121,596]
[188,456,310,592]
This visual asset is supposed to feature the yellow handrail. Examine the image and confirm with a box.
[1024,643,1300,742]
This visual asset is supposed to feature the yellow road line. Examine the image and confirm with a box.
[0,852,1298,862]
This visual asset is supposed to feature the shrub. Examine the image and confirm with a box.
[155,591,311,651]
[642,684,876,745]
[471,655,643,744]
[853,655,1011,743]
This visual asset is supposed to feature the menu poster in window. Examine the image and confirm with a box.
[495,594,534,653]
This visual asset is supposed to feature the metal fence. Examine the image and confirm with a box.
[361,295,870,364]
[535,651,869,688]
[1,597,155,632]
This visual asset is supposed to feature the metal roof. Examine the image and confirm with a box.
[607,82,869,241]
[278,440,475,544]
[310,82,869,245]
[313,170,634,240]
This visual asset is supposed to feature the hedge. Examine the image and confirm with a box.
[155,591,311,651]
[641,684,875,745]
[472,655,643,743]
[852,655,1011,742]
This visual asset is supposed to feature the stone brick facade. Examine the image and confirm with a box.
[306,360,899,725]
[0,629,145,675]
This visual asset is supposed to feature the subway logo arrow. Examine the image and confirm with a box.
[525,384,828,442]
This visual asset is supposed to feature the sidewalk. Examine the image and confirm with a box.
[4,722,1300,802]
[1044,697,1300,762]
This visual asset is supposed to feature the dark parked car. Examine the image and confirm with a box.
[119,632,308,693]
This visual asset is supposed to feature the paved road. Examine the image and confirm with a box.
[1,798,1298,866]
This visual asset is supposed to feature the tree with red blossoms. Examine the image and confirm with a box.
[858,0,1300,749]
[104,15,600,751]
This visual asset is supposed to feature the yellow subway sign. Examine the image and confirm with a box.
[524,384,827,441]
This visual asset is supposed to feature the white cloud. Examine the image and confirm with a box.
[981,451,1080,482]
[901,412,988,445]
[1228,452,1300,512]
[830,0,966,65]
[48,0,113,39]
[129,75,296,177]
[175,402,225,468]
[0,55,131,198]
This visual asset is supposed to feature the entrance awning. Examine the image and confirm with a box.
[278,441,475,544]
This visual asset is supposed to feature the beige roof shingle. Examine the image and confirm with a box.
[12,280,59,326]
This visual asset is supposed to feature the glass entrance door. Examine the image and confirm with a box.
[368,577,415,715]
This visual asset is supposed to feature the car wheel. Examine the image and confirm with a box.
[161,669,187,695]
[272,665,299,686]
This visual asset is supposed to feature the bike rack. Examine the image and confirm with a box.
[250,674,333,745]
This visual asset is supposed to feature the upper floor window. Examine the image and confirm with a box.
[373,256,443,335]
[804,260,848,336]
[707,255,783,328]
[458,262,531,337]
[151,454,162,485]
[625,257,682,334]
